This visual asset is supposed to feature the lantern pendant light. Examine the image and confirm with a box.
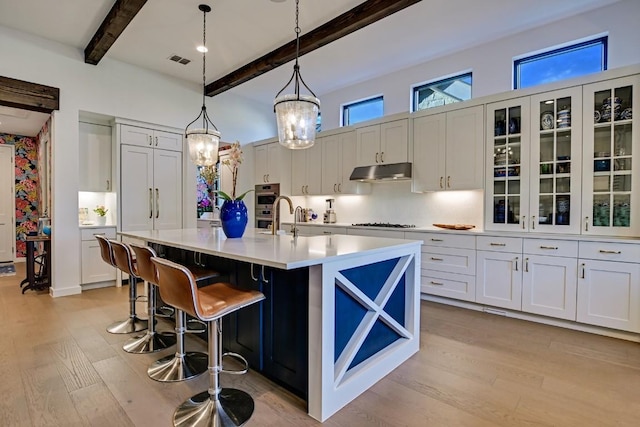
[186,4,220,167]
[274,0,320,150]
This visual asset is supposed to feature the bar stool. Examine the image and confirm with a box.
[107,239,149,334]
[151,257,265,427]
[96,236,148,334]
[130,244,221,382]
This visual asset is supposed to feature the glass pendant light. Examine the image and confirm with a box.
[274,0,320,150]
[186,4,220,166]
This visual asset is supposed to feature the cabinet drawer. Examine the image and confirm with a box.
[579,241,640,263]
[421,271,476,302]
[347,228,405,239]
[422,247,475,275]
[524,239,578,258]
[477,236,522,253]
[81,227,116,241]
[412,232,475,249]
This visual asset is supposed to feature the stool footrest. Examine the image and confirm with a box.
[185,319,206,334]
[221,352,249,375]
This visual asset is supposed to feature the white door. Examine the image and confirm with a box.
[321,135,339,194]
[254,144,268,184]
[476,250,523,310]
[120,145,154,231]
[412,113,446,192]
[522,255,577,320]
[0,146,15,262]
[380,119,408,164]
[356,125,380,166]
[446,105,484,191]
[79,122,112,192]
[153,149,182,230]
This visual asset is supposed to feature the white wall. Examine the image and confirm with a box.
[319,0,640,130]
[0,25,274,296]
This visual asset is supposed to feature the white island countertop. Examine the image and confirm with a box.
[119,228,421,270]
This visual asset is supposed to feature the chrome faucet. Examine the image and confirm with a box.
[271,195,293,235]
[292,206,304,238]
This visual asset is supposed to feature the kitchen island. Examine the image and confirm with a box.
[119,227,421,422]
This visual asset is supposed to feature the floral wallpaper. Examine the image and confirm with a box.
[0,133,41,258]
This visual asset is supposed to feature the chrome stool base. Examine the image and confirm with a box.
[173,389,254,427]
[123,331,177,354]
[148,352,208,382]
[106,316,148,334]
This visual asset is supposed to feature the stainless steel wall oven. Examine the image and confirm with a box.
[255,183,279,229]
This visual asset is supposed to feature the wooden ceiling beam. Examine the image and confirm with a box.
[0,76,59,113]
[84,0,148,65]
[205,0,423,97]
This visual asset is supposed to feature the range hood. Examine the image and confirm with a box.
[349,162,412,182]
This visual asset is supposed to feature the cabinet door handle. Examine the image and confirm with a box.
[585,216,589,232]
[430,281,444,286]
[148,135,152,146]
[305,185,309,194]
[532,216,536,230]
[338,183,341,192]
[261,265,269,284]
[539,245,558,250]
[599,249,621,254]
[430,238,443,242]
[430,257,443,261]
[323,231,332,235]
[439,176,443,189]
[514,257,519,272]
[106,179,110,191]
[375,152,379,163]
[334,183,337,193]
[581,263,586,279]
[149,188,153,218]
[524,257,529,272]
[490,242,506,246]
[250,263,258,282]
[155,136,158,146]
[92,233,106,236]
[522,216,526,229]
[447,176,451,188]
[155,188,159,219]
[381,152,384,163]
[266,174,270,182]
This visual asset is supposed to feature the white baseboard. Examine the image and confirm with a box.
[81,280,116,291]
[50,285,82,298]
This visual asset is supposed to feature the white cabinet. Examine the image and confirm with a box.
[416,232,477,302]
[577,241,640,332]
[255,142,291,185]
[521,239,578,320]
[79,122,112,192]
[291,143,322,195]
[120,145,182,231]
[582,75,639,237]
[291,224,347,236]
[80,227,116,284]
[346,228,405,239]
[321,130,371,195]
[476,236,523,310]
[120,124,182,151]
[356,119,408,166]
[412,105,484,192]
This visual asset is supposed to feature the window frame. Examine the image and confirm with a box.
[411,71,473,113]
[341,95,384,127]
[513,36,608,90]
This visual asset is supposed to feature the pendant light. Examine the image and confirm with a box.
[274,0,320,150]
[186,4,220,167]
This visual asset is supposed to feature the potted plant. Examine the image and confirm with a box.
[93,205,108,226]
[216,142,252,238]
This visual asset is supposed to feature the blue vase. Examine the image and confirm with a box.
[220,199,248,238]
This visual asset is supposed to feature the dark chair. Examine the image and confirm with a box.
[151,257,264,427]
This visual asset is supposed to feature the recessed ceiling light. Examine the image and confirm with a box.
[197,46,208,53]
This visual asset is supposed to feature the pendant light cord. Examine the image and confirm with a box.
[202,9,207,110]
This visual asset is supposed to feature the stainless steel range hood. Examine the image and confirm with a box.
[349,162,412,182]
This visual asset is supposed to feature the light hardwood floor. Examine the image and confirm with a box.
[2,263,639,426]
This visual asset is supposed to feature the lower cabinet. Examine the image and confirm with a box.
[223,261,309,398]
[80,227,117,284]
[476,236,523,310]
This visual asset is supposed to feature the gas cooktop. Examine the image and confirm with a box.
[352,222,416,228]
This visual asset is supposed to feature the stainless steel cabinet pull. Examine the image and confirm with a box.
[599,249,621,254]
[581,263,585,279]
[585,216,589,232]
[430,238,443,242]
[106,179,110,190]
[490,242,506,246]
[375,152,379,163]
[155,188,159,218]
[250,263,258,282]
[149,188,153,218]
[447,176,451,188]
[337,183,341,192]
[430,281,444,286]
[522,216,526,229]
[381,152,384,163]
[266,174,270,182]
[305,185,309,194]
[148,135,152,145]
[155,136,158,146]
[92,233,106,236]
[323,231,332,235]
[539,246,558,250]
[514,257,519,271]
[334,184,337,193]
[524,257,529,272]
[532,216,536,230]
[261,265,269,283]
[439,176,443,189]
[430,257,443,261]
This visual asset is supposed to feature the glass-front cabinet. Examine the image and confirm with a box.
[485,98,530,231]
[529,87,583,234]
[582,75,639,236]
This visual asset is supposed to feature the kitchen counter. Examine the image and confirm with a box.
[119,227,422,422]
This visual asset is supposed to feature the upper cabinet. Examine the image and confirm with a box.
[79,121,112,192]
[582,75,639,237]
[356,118,408,166]
[291,143,322,196]
[321,130,371,195]
[120,124,182,152]
[412,105,484,192]
[254,141,291,188]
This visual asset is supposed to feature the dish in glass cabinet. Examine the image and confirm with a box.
[594,110,601,123]
[620,107,632,120]
[541,111,554,130]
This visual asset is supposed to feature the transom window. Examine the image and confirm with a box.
[342,96,383,126]
[514,36,607,89]
[413,73,472,112]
